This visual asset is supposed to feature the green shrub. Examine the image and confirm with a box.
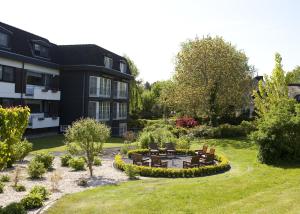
[218,124,245,138]
[240,120,257,135]
[124,164,139,180]
[1,202,26,214]
[115,152,230,178]
[176,137,191,149]
[27,159,46,179]
[60,154,72,167]
[121,143,130,155]
[21,193,43,210]
[12,140,33,162]
[14,184,26,192]
[33,153,54,170]
[0,175,10,182]
[69,157,85,171]
[0,182,4,193]
[93,157,101,166]
[30,185,50,200]
[189,125,220,138]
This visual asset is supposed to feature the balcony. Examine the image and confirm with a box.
[28,113,60,129]
[25,85,60,100]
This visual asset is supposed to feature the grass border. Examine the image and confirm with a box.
[114,149,230,178]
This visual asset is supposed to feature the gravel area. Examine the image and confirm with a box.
[0,150,128,214]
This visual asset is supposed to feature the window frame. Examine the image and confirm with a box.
[120,61,127,73]
[104,56,113,69]
[0,65,15,83]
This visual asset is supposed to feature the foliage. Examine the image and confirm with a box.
[65,118,110,177]
[252,53,300,164]
[33,152,54,170]
[60,154,72,167]
[0,202,26,214]
[115,153,230,178]
[124,164,139,180]
[69,157,85,171]
[14,184,26,192]
[0,106,30,169]
[122,131,136,142]
[50,171,62,192]
[30,185,50,200]
[93,157,102,166]
[176,117,198,128]
[286,66,300,84]
[169,36,253,126]
[12,140,32,162]
[175,137,191,149]
[0,182,4,193]
[121,143,130,155]
[27,159,46,179]
[21,193,43,210]
[0,175,10,182]
[12,167,22,187]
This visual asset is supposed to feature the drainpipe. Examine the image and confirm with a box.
[21,61,25,105]
[82,72,86,116]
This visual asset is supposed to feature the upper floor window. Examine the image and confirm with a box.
[33,43,49,58]
[27,71,43,86]
[89,76,111,97]
[0,65,14,82]
[113,102,127,120]
[120,61,127,73]
[0,32,9,48]
[114,81,128,99]
[104,56,113,69]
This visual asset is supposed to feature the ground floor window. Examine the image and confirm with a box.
[113,102,127,120]
[88,101,110,121]
[119,123,127,136]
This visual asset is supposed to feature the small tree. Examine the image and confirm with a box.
[65,118,110,177]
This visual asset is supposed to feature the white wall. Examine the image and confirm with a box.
[0,82,21,98]
[24,85,60,100]
[0,57,22,68]
[24,63,59,75]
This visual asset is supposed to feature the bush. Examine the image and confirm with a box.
[240,120,257,135]
[124,164,139,180]
[60,154,72,167]
[0,202,26,214]
[115,152,230,178]
[0,175,10,182]
[189,125,220,138]
[14,184,26,192]
[21,193,43,210]
[176,117,198,128]
[176,137,191,149]
[33,153,54,170]
[27,159,46,179]
[30,185,50,200]
[122,131,136,142]
[69,157,85,171]
[12,140,33,162]
[0,182,4,193]
[93,157,101,166]
[218,124,245,138]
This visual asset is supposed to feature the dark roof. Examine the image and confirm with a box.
[0,22,132,76]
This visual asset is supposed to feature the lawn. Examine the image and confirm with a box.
[46,138,300,214]
[29,135,125,153]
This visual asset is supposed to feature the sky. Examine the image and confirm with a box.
[1,0,300,83]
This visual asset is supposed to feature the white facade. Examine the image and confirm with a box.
[24,85,60,100]
[29,113,60,129]
[0,82,21,98]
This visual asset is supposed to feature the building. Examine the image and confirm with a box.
[0,22,132,136]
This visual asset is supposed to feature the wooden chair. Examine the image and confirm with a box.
[183,156,200,168]
[195,145,208,156]
[165,142,176,157]
[150,155,167,168]
[149,142,160,155]
[132,153,149,166]
[200,153,215,165]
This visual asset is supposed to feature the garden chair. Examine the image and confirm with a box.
[165,142,176,157]
[195,145,208,156]
[200,153,215,165]
[201,147,215,158]
[149,142,160,155]
[132,153,149,166]
[150,155,168,168]
[183,156,200,168]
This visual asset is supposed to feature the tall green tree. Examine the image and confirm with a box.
[124,55,143,118]
[172,36,253,125]
[286,66,300,84]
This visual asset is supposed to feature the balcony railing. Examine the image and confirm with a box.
[28,113,59,129]
[25,85,60,100]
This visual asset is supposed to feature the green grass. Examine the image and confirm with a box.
[29,135,125,153]
[46,138,300,214]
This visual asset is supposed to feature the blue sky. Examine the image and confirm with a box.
[1,0,300,82]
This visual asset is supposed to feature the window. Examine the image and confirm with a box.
[104,56,113,69]
[27,71,43,86]
[113,102,127,120]
[114,81,128,98]
[89,76,98,96]
[99,102,110,120]
[89,76,111,97]
[0,32,9,48]
[88,101,97,119]
[25,100,42,113]
[0,65,14,82]
[120,61,127,73]
[119,123,127,136]
[33,43,49,58]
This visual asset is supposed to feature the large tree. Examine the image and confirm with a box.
[172,36,253,125]
[286,66,300,84]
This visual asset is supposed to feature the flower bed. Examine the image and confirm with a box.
[114,149,230,178]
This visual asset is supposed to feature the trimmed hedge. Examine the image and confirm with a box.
[115,149,230,178]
